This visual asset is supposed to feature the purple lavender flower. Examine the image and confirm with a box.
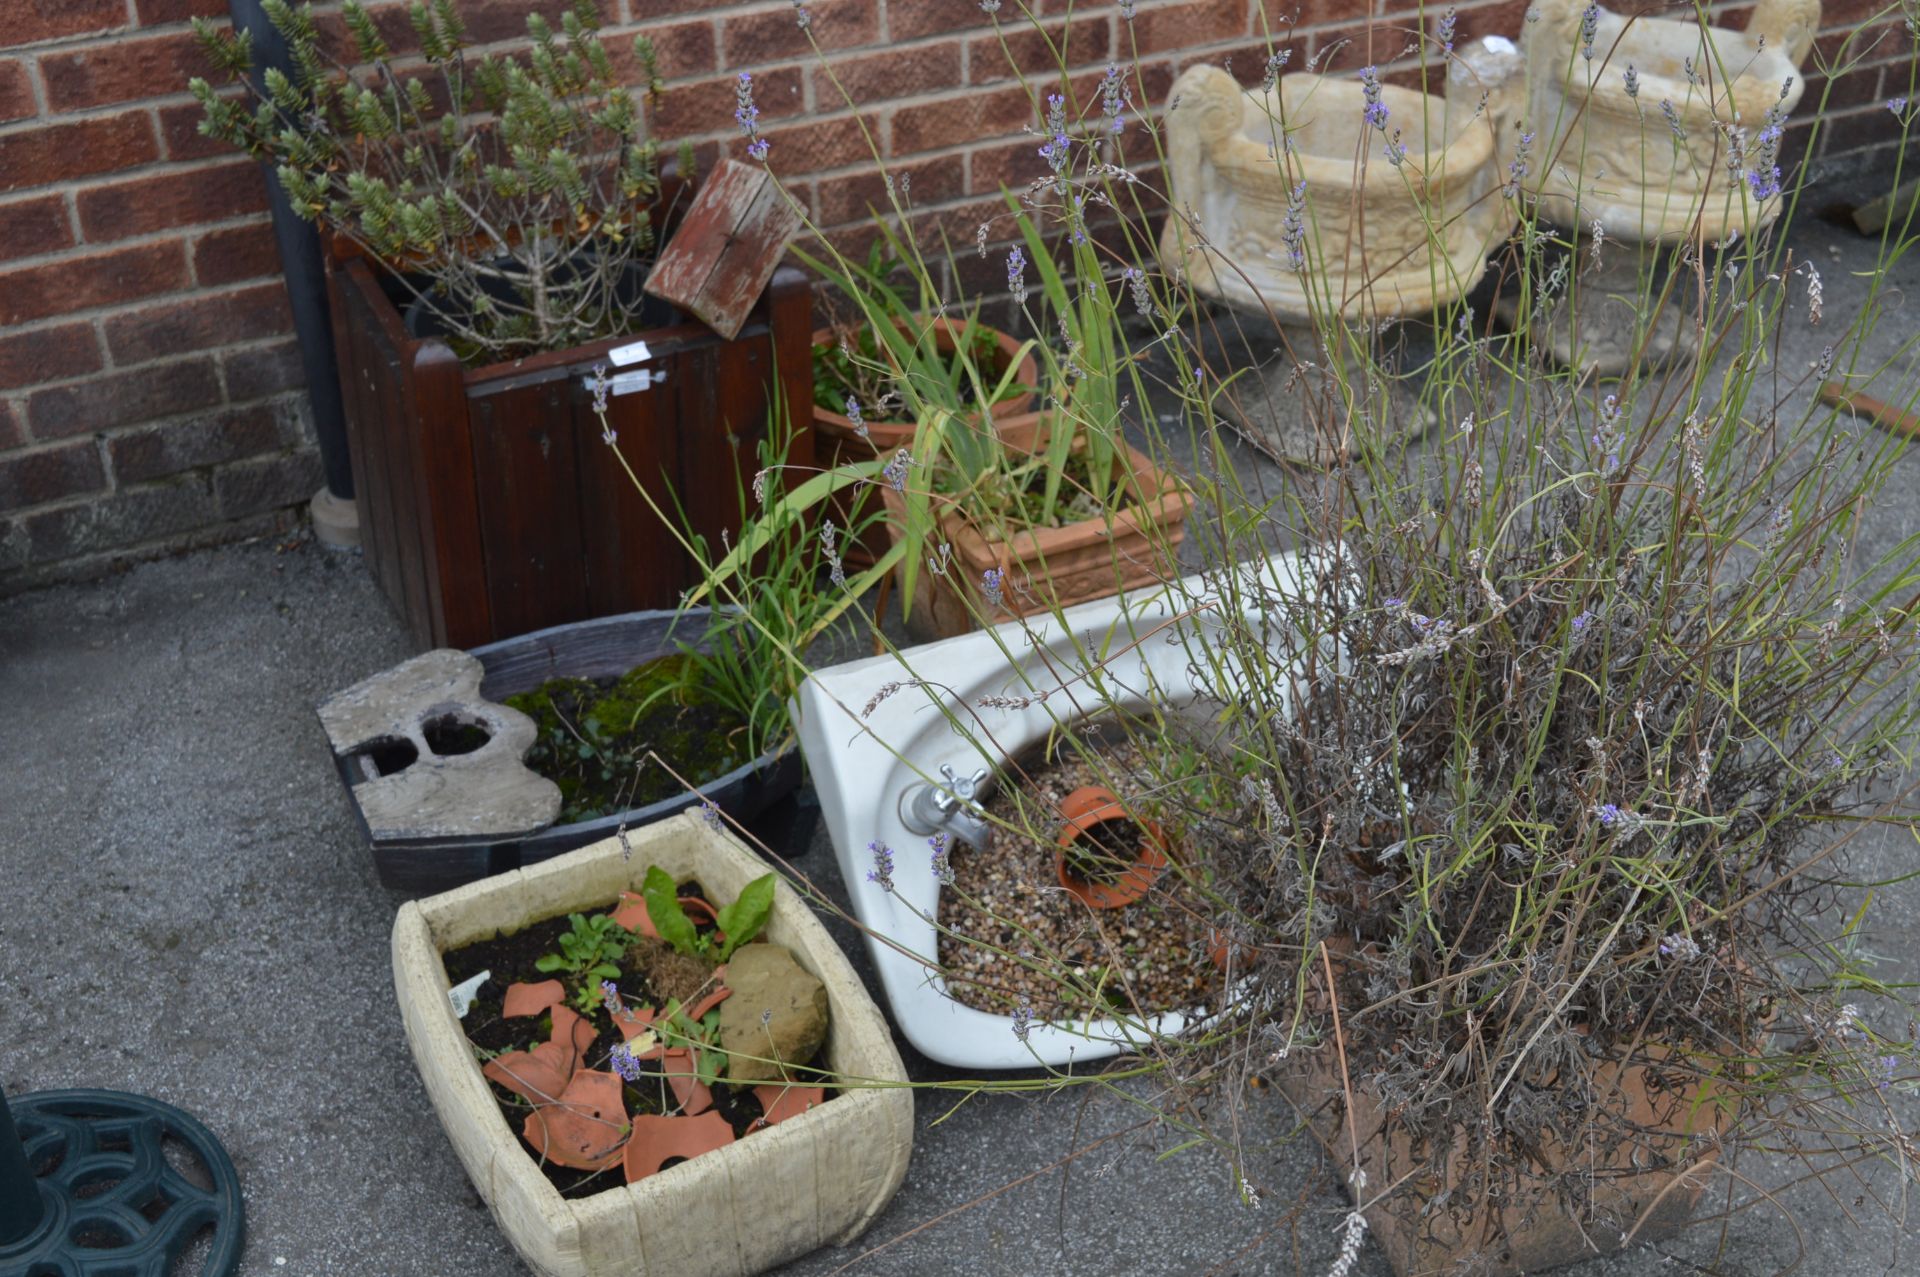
[1261,49,1290,93]
[1123,266,1154,316]
[1038,93,1071,186]
[590,364,610,414]
[1506,131,1534,196]
[845,395,868,440]
[1580,3,1599,61]
[1437,7,1456,54]
[1100,63,1128,135]
[1007,244,1028,306]
[1359,66,1389,132]
[1891,97,1911,117]
[821,520,845,589]
[1623,64,1639,98]
[882,448,912,493]
[1384,129,1406,168]
[1011,994,1033,1042]
[1658,932,1701,962]
[1383,596,1406,610]
[700,799,722,830]
[1118,0,1135,20]
[930,833,954,885]
[866,840,895,891]
[789,0,810,30]
[1570,608,1599,634]
[1595,802,1624,826]
[609,1043,644,1082]
[1281,179,1308,272]
[1877,1055,1899,1090]
[1659,99,1685,142]
[981,566,1005,608]
[601,979,622,1014]
[735,72,768,161]
[979,0,1001,11]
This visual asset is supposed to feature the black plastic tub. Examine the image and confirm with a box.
[332,608,808,893]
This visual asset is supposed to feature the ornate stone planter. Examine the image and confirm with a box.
[1158,59,1515,461]
[391,813,913,1277]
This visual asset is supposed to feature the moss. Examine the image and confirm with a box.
[504,654,756,823]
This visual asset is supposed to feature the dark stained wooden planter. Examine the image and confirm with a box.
[325,608,808,894]
[325,230,813,649]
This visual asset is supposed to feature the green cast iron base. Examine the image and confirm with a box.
[0,1090,243,1277]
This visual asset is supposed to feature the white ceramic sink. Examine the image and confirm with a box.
[796,552,1305,1069]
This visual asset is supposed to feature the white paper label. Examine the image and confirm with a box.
[607,340,652,367]
[448,970,489,1018]
[610,369,660,396]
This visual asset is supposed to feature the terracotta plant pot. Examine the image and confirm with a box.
[812,317,1039,566]
[391,812,914,1277]
[1052,785,1170,909]
[883,419,1194,642]
[1278,948,1741,1276]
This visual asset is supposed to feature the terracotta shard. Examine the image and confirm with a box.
[751,1084,824,1129]
[659,1048,714,1116]
[481,1003,598,1106]
[622,1110,736,1184]
[683,977,732,1023]
[522,1069,629,1172]
[614,1005,665,1059]
[610,891,652,936]
[501,979,566,1018]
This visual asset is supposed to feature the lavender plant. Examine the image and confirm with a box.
[189,0,668,362]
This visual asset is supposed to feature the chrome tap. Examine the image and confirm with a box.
[898,763,994,849]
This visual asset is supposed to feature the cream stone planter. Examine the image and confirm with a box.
[391,813,914,1277]
[1158,63,1513,322]
[1517,0,1818,244]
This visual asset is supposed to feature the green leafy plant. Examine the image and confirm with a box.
[641,866,776,963]
[189,0,666,361]
[534,911,631,1010]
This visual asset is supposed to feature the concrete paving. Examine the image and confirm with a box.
[3,211,1919,1276]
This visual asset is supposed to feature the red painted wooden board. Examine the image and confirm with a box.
[645,159,802,342]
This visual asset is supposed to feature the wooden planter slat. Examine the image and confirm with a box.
[326,227,812,648]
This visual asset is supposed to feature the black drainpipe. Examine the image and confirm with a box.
[227,0,356,542]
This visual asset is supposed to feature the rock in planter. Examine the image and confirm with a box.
[391,812,913,1277]
[718,943,830,1083]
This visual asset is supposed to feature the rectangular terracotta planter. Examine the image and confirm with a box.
[1278,1040,1731,1276]
[391,813,913,1277]
[883,425,1193,641]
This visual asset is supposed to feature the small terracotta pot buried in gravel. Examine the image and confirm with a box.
[1053,784,1171,909]
[936,738,1223,1021]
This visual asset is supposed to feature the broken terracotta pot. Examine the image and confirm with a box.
[523,1070,629,1172]
[622,1110,736,1184]
[657,1049,714,1116]
[752,1084,825,1129]
[1053,786,1170,909]
[501,979,566,1019]
[482,1004,598,1107]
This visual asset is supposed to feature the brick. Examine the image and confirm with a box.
[0,60,34,125]
[0,241,191,327]
[107,404,284,484]
[222,341,308,400]
[27,358,222,440]
[891,84,1033,155]
[1131,0,1247,55]
[135,0,230,24]
[6,0,127,46]
[0,195,73,264]
[650,65,805,138]
[812,156,966,227]
[76,162,270,242]
[215,449,322,519]
[969,19,1112,85]
[0,441,104,515]
[104,282,292,366]
[192,220,281,286]
[0,402,22,451]
[0,112,158,195]
[750,112,879,174]
[629,0,734,18]
[0,322,101,392]
[159,97,244,162]
[888,1,998,41]
[721,0,880,65]
[819,40,963,107]
[2,475,220,571]
[40,31,205,114]
[969,135,1053,197]
[637,17,718,80]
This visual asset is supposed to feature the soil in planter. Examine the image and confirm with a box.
[444,888,832,1199]
[504,654,756,824]
[936,734,1225,1023]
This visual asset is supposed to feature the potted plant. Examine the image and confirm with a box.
[879,203,1193,640]
[392,811,913,1277]
[189,0,812,647]
[803,233,1040,566]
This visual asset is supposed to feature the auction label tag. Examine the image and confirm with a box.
[610,368,662,396]
[607,340,652,367]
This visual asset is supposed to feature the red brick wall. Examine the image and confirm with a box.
[1,0,1911,589]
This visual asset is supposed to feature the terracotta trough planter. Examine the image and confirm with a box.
[391,813,913,1277]
[882,421,1193,641]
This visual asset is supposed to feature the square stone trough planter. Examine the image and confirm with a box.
[392,812,914,1277]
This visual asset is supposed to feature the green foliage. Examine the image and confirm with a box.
[535,912,631,1010]
[643,866,776,962]
[188,0,666,361]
